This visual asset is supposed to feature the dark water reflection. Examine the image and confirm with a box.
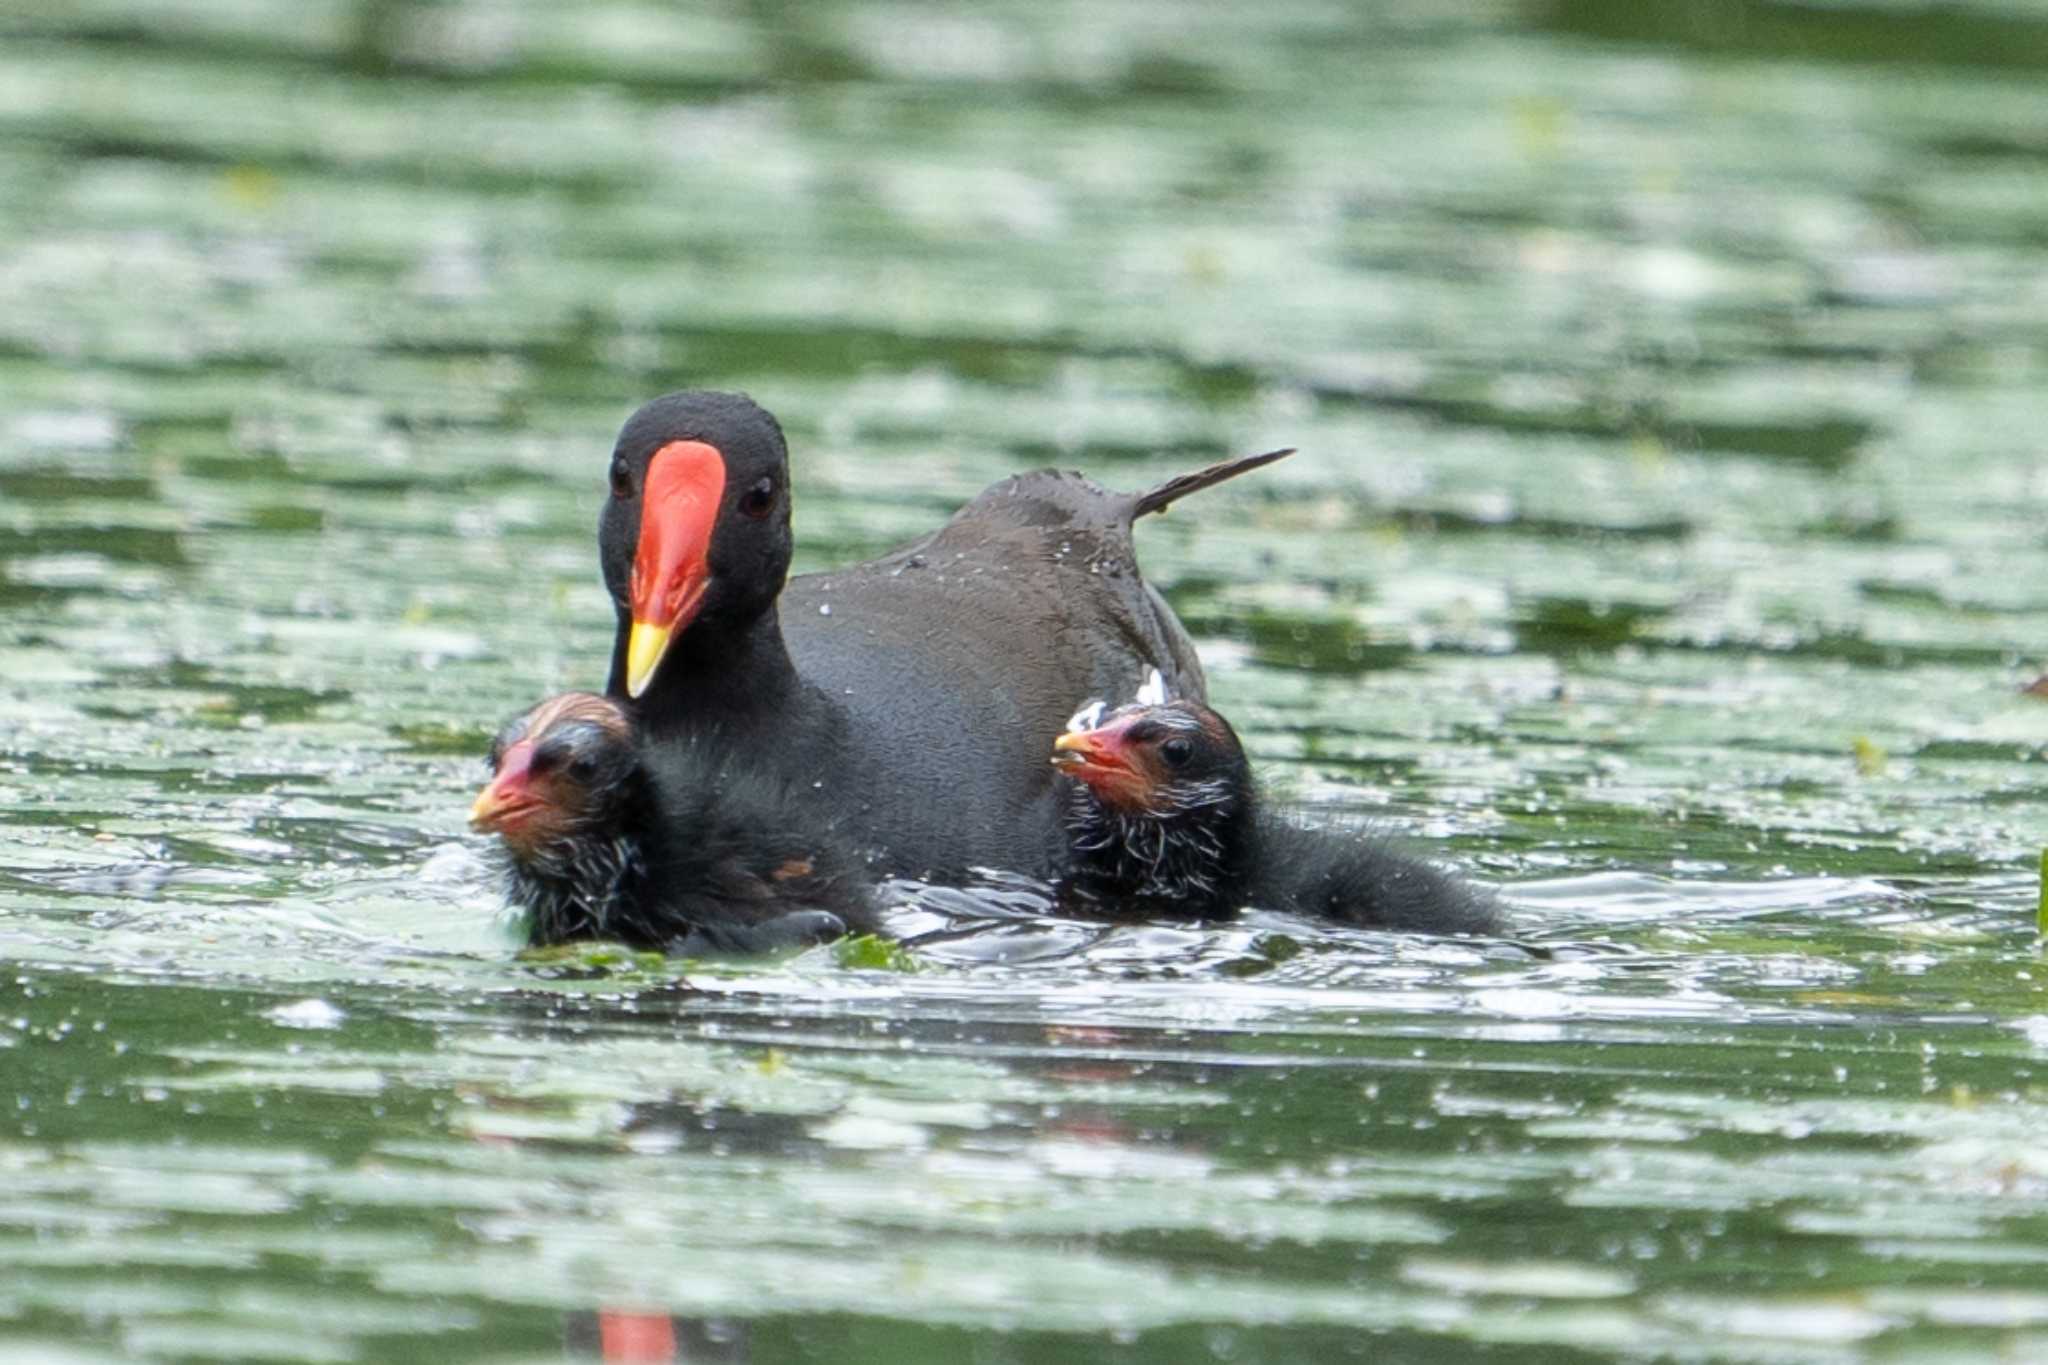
[7,0,2048,1360]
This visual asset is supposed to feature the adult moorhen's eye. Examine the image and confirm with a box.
[609,461,633,499]
[1160,737,1194,768]
[738,476,776,520]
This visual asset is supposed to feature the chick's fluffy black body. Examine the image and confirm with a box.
[1056,700,1501,936]
[479,695,878,955]
[509,757,878,954]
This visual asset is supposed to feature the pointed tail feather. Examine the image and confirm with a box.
[1132,447,1293,519]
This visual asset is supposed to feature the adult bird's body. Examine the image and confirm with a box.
[598,391,1288,881]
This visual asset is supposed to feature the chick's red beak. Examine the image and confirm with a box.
[1051,716,1155,810]
[624,439,727,698]
[471,739,541,835]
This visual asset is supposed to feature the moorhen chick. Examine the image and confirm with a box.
[1050,698,1503,935]
[596,390,1289,881]
[470,692,880,954]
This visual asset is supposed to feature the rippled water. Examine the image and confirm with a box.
[8,1,2048,1361]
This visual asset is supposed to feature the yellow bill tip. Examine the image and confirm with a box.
[624,620,673,699]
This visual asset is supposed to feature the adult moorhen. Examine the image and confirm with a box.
[1050,697,1503,935]
[471,692,879,954]
[597,390,1289,881]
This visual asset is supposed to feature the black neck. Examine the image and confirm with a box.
[502,813,652,948]
[609,605,802,735]
[1060,787,1254,914]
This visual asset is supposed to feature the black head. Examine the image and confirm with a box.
[598,391,795,699]
[1051,698,1249,818]
[1049,698,1255,906]
[472,692,642,860]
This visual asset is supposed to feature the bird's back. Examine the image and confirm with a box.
[1253,815,1503,936]
[777,469,1205,879]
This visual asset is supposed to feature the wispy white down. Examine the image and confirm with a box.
[1064,699,1107,734]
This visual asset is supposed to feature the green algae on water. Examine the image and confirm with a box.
[834,933,921,973]
[2038,847,2047,936]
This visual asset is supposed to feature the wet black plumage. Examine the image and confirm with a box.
[472,693,880,955]
[1052,699,1502,935]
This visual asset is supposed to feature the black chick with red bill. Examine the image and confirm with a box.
[1050,698,1503,935]
[470,692,880,955]
[595,390,1290,883]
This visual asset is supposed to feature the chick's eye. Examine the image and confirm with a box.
[1160,737,1194,768]
[567,756,598,783]
[738,476,776,520]
[609,461,633,499]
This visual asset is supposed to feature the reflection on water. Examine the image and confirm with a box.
[6,0,2048,1360]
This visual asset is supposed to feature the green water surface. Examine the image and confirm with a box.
[6,1,2048,1361]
